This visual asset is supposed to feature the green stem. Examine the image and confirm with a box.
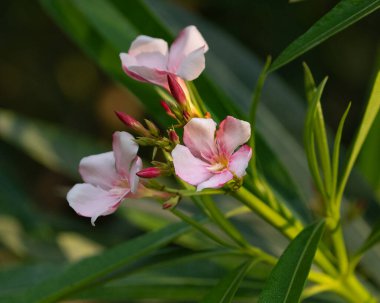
[330,219,349,275]
[234,187,338,276]
[170,208,236,249]
[200,195,252,248]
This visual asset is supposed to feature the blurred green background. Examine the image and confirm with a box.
[0,0,379,275]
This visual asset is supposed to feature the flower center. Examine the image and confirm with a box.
[208,155,229,173]
[110,179,130,196]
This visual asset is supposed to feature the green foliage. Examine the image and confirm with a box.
[258,220,326,303]
[201,260,256,303]
[270,0,380,71]
[10,221,193,303]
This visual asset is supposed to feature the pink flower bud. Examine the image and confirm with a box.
[168,129,180,144]
[115,111,139,127]
[115,111,151,137]
[136,167,161,178]
[160,100,176,118]
[167,74,187,106]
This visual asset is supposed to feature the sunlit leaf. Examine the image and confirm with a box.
[336,71,380,203]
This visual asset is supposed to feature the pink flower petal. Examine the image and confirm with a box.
[67,183,127,226]
[176,46,206,80]
[172,144,213,185]
[168,25,208,75]
[196,170,233,191]
[129,156,142,194]
[79,151,118,190]
[127,65,168,87]
[216,116,251,156]
[229,145,252,177]
[183,118,218,162]
[112,131,138,178]
[128,36,168,57]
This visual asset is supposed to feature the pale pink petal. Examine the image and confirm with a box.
[183,118,217,162]
[135,52,168,70]
[112,131,138,178]
[176,46,206,80]
[168,25,208,74]
[120,53,151,83]
[129,156,142,194]
[127,65,168,87]
[228,145,252,177]
[67,183,126,226]
[172,144,213,185]
[79,152,118,190]
[128,36,168,57]
[196,170,233,192]
[216,116,251,156]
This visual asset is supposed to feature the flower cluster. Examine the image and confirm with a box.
[67,25,252,224]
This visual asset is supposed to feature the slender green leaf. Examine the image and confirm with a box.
[14,221,192,303]
[304,78,328,197]
[331,103,351,200]
[303,64,332,194]
[336,71,380,204]
[270,0,380,72]
[258,220,326,303]
[201,259,255,303]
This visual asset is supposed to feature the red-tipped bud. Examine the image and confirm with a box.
[115,111,139,127]
[136,167,161,178]
[160,100,176,118]
[167,74,187,106]
[115,111,151,137]
[168,129,180,144]
[183,110,191,120]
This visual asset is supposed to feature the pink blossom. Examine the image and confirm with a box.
[172,116,252,191]
[120,25,208,89]
[66,131,142,225]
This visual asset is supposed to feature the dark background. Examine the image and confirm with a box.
[0,0,379,264]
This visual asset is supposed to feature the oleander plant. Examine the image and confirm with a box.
[1,1,380,303]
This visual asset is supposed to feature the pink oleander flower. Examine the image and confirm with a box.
[172,116,252,191]
[120,25,208,89]
[66,131,142,225]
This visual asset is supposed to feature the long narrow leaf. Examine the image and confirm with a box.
[258,220,326,303]
[336,71,380,204]
[270,0,380,71]
[14,221,192,303]
[201,260,255,303]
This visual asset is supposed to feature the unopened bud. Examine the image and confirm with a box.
[162,196,180,210]
[168,129,180,144]
[115,111,150,137]
[183,110,191,121]
[167,74,187,106]
[144,119,160,137]
[136,167,161,178]
[134,137,157,146]
[160,100,177,119]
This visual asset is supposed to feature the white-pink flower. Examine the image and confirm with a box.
[172,116,252,191]
[120,25,208,88]
[67,131,142,225]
